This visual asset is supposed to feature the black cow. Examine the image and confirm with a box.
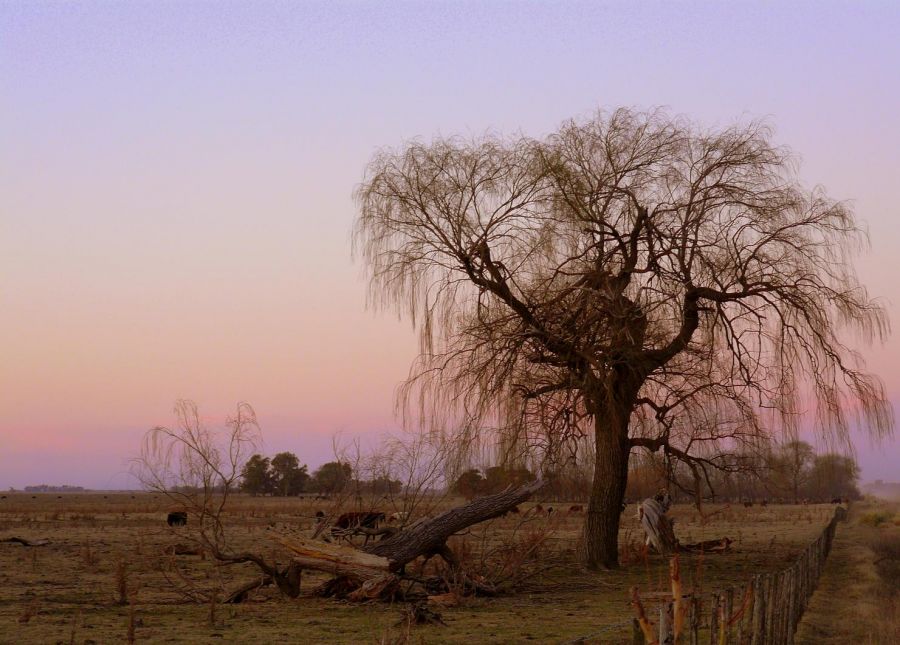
[167,511,188,527]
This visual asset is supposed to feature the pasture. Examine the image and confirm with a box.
[0,494,859,643]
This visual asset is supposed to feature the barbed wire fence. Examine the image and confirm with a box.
[561,505,847,644]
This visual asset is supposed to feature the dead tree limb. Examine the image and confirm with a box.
[1,537,49,547]
[224,576,273,604]
[272,480,544,600]
[363,479,545,569]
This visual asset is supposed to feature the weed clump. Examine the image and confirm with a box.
[860,511,894,527]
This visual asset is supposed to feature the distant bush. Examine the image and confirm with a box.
[860,511,894,527]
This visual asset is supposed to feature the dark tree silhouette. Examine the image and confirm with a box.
[270,452,309,496]
[355,108,892,568]
[240,454,273,496]
[313,461,352,495]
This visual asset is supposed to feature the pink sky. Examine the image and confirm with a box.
[1,2,898,489]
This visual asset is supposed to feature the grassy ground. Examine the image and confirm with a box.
[0,493,844,644]
[795,500,900,645]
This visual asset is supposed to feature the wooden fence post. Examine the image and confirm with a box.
[751,575,764,645]
[723,587,733,645]
[628,507,843,645]
[689,595,700,645]
[659,602,670,644]
[632,617,644,644]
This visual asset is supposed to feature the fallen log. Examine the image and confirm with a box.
[679,537,733,553]
[363,479,545,569]
[1,537,50,547]
[637,497,732,555]
[274,533,400,599]
[224,576,273,603]
[163,543,205,557]
[272,479,544,600]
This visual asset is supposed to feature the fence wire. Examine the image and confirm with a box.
[558,506,847,645]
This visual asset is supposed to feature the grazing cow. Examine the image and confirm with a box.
[546,506,554,516]
[332,511,386,544]
[568,505,583,514]
[743,500,754,508]
[831,497,843,504]
[761,499,769,507]
[167,511,188,527]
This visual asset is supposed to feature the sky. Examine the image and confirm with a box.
[1,1,898,489]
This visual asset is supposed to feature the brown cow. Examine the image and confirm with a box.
[332,511,386,544]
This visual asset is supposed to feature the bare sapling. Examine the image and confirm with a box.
[133,399,302,600]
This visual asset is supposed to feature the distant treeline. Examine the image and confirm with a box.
[22,485,86,493]
[449,440,863,504]
[238,453,403,497]
[625,440,862,503]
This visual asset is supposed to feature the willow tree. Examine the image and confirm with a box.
[354,109,892,569]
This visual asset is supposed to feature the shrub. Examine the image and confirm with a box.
[860,511,894,527]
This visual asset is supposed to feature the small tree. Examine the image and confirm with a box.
[807,453,860,500]
[240,454,273,496]
[452,469,485,500]
[270,452,309,497]
[482,466,536,495]
[769,440,815,503]
[134,401,303,599]
[313,461,352,495]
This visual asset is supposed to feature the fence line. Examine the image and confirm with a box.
[630,505,847,645]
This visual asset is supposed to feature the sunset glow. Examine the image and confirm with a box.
[1,1,898,489]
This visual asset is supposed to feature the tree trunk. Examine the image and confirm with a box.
[364,479,544,568]
[582,405,631,569]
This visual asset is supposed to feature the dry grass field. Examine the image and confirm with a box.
[0,493,876,644]
[795,500,900,645]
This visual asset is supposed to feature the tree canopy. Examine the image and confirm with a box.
[355,108,892,567]
[240,452,309,496]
